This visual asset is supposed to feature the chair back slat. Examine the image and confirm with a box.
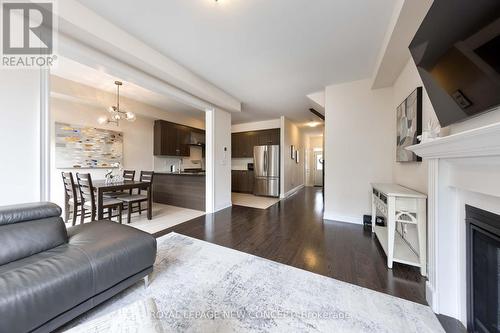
[123,170,135,181]
[76,173,95,208]
[139,171,154,195]
[140,171,154,183]
[61,172,77,200]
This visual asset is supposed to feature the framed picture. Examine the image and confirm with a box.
[290,145,295,159]
[55,122,123,168]
[396,87,422,162]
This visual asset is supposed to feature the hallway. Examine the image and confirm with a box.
[157,187,426,305]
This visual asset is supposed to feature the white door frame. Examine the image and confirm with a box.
[40,68,51,202]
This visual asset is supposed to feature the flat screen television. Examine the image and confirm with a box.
[409,0,500,127]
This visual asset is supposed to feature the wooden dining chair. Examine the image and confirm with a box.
[118,171,154,224]
[61,172,80,226]
[76,173,123,224]
[104,170,136,198]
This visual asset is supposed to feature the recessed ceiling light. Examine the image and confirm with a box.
[307,121,320,128]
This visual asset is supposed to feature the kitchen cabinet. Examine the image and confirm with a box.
[153,173,205,211]
[258,129,280,145]
[231,128,280,158]
[231,170,255,194]
[154,120,202,157]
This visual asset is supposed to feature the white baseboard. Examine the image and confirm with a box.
[214,202,232,213]
[282,184,304,198]
[323,211,363,225]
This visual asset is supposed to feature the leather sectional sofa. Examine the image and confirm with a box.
[0,202,157,333]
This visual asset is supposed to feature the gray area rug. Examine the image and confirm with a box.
[63,233,444,332]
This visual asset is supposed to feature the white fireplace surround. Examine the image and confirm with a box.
[408,121,500,326]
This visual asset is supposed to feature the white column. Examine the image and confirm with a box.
[205,108,232,213]
[426,158,439,311]
[40,68,51,201]
[0,69,43,205]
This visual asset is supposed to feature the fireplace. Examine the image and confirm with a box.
[466,205,500,333]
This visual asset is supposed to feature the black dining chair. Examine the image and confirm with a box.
[61,172,81,226]
[76,173,123,224]
[118,171,154,224]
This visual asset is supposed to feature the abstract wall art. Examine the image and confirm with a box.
[396,87,422,162]
[55,122,123,168]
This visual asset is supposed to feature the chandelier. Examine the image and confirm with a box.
[98,81,136,125]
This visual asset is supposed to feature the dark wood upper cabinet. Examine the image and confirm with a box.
[231,132,241,157]
[154,120,204,157]
[231,128,280,158]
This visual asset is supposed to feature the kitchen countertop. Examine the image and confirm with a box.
[155,172,206,176]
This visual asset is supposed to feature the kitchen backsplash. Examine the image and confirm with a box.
[231,157,253,171]
[154,146,204,172]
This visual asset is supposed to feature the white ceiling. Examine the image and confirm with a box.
[75,0,397,124]
[51,57,205,120]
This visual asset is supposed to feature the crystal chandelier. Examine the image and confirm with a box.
[98,81,136,125]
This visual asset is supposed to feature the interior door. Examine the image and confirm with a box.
[313,151,324,187]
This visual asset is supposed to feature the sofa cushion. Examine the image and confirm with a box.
[68,221,157,294]
[0,202,62,226]
[0,216,68,265]
[0,245,94,333]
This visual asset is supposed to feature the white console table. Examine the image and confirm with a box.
[371,183,427,276]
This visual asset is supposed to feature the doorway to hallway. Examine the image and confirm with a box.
[313,150,323,187]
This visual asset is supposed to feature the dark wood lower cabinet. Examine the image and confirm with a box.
[232,170,254,194]
[153,174,205,211]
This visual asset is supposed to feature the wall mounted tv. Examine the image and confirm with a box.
[409,0,500,127]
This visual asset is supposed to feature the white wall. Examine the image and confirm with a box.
[206,109,232,213]
[324,79,394,224]
[231,119,281,133]
[50,97,155,211]
[0,70,42,205]
[281,117,305,197]
[392,58,438,194]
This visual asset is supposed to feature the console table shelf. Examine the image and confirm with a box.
[371,183,427,276]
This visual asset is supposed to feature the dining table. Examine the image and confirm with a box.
[93,180,153,221]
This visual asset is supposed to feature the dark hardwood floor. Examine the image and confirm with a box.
[154,187,426,305]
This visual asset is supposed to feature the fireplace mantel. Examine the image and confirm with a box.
[407,122,500,160]
[404,121,500,326]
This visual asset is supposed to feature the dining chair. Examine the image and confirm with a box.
[118,171,154,224]
[61,172,80,226]
[76,173,123,224]
[104,169,136,198]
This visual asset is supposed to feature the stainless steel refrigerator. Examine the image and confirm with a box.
[253,145,280,197]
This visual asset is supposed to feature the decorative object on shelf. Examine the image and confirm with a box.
[55,122,123,168]
[290,145,295,159]
[98,81,136,126]
[396,87,422,162]
[295,149,300,164]
[417,118,441,143]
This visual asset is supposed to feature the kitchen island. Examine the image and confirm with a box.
[153,172,206,211]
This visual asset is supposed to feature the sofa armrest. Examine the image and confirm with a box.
[0,202,62,226]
